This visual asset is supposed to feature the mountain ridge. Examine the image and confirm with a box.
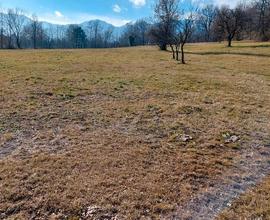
[1,13,128,38]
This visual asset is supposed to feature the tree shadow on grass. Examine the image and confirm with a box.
[232,44,270,48]
[186,51,270,58]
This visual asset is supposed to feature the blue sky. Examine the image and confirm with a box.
[0,0,155,26]
[0,0,237,26]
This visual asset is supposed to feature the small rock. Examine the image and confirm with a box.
[225,135,239,143]
[83,205,101,218]
[181,134,193,142]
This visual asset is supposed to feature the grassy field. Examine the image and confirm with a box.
[219,176,270,219]
[0,42,270,219]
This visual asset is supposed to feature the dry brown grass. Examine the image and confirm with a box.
[0,42,270,219]
[219,177,270,220]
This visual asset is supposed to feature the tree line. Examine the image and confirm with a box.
[0,0,269,53]
[0,8,153,49]
[150,0,270,63]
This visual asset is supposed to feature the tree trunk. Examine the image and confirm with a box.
[170,45,175,59]
[176,50,179,61]
[228,37,232,47]
[16,37,21,49]
[33,32,37,49]
[0,28,3,49]
[34,38,37,49]
[181,44,185,64]
[260,29,269,41]
[207,32,210,42]
[8,35,12,49]
[159,43,167,51]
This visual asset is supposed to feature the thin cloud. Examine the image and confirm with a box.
[129,0,146,8]
[39,11,70,25]
[113,4,122,13]
[54,10,63,17]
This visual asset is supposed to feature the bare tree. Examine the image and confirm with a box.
[0,7,5,49]
[135,19,149,45]
[150,0,196,63]
[46,24,56,48]
[0,6,5,49]
[198,4,217,42]
[103,27,114,47]
[86,22,93,46]
[151,0,179,51]
[93,20,102,48]
[30,14,39,49]
[216,5,246,47]
[255,0,270,40]
[87,20,103,48]
[4,15,13,48]
[66,25,86,48]
[241,4,257,40]
[175,8,197,64]
[55,25,66,48]
[6,8,25,48]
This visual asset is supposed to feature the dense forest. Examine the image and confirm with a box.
[0,0,269,49]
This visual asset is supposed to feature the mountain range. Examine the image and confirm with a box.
[1,13,129,38]
[40,19,128,37]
